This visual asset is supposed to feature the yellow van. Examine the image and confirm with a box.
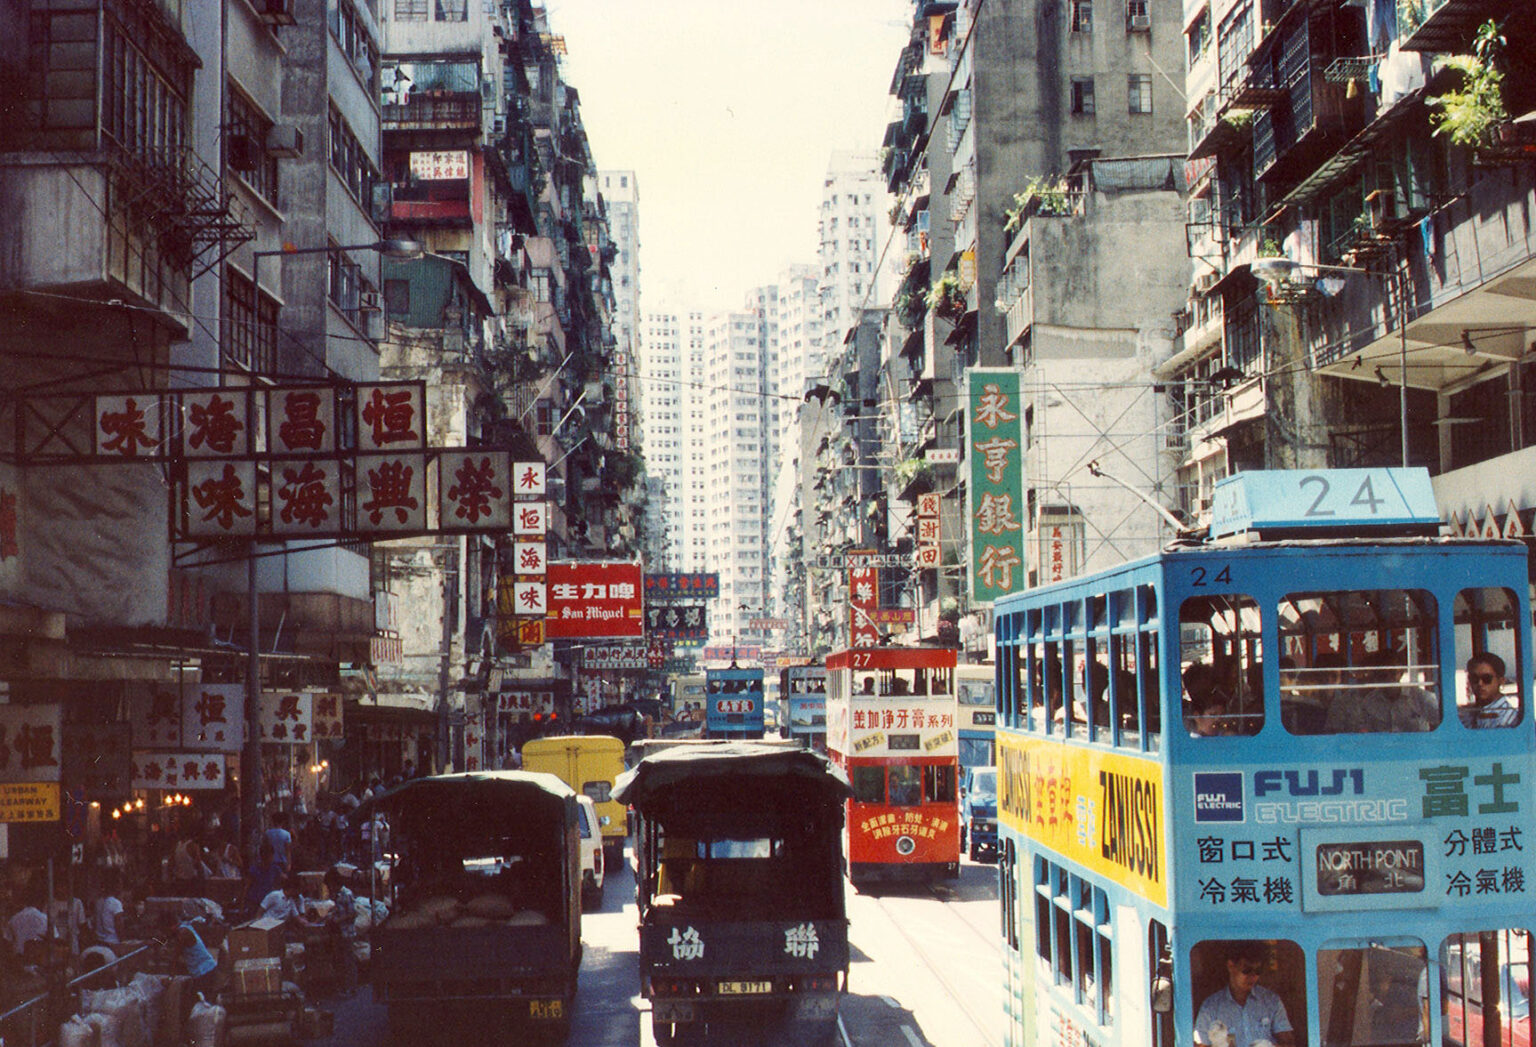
[521,734,628,860]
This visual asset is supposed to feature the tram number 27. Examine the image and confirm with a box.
[1299,473,1386,517]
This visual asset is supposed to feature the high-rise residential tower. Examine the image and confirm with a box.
[639,308,709,572]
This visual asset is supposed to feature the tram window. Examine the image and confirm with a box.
[1110,633,1139,745]
[1001,841,1019,952]
[851,766,884,804]
[1139,629,1161,751]
[958,676,992,706]
[1043,640,1065,731]
[1064,639,1084,736]
[1034,858,1052,977]
[887,765,921,806]
[1454,587,1523,729]
[1279,589,1440,734]
[1085,636,1111,742]
[1180,594,1263,737]
[923,763,956,804]
[1190,938,1304,1047]
[1440,929,1531,1047]
[1318,940,1428,1046]
[1149,920,1174,1047]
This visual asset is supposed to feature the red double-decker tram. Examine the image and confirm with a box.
[826,646,960,887]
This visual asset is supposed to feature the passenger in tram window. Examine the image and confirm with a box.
[1281,652,1344,735]
[1365,951,1430,1044]
[1087,660,1113,729]
[1183,663,1234,737]
[1323,647,1437,734]
[1459,653,1519,728]
[860,676,876,696]
[1194,941,1296,1047]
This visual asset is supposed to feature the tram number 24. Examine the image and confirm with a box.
[1299,473,1388,517]
[1190,565,1232,588]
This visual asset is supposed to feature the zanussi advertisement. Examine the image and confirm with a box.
[998,734,1167,907]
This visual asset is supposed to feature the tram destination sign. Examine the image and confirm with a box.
[1314,839,1425,896]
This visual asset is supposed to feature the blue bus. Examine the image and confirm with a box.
[993,469,1534,1047]
[780,663,828,751]
[703,665,765,739]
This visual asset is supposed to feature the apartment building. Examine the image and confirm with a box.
[1169,0,1536,538]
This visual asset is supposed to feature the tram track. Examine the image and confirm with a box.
[859,880,1001,1047]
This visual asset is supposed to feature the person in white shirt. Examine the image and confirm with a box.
[47,880,87,955]
[6,893,47,958]
[93,872,126,945]
[259,878,320,928]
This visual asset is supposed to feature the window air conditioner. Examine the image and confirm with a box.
[266,124,303,158]
[260,0,296,26]
[1128,13,1152,30]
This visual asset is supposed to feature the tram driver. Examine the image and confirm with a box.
[1459,652,1518,728]
[1194,940,1296,1047]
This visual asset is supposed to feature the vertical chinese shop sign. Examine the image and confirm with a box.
[967,369,1025,605]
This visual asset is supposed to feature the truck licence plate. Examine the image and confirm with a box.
[530,999,564,1020]
[717,980,772,996]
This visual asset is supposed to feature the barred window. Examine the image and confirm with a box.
[332,0,378,91]
[327,247,375,332]
[223,266,277,376]
[394,0,427,20]
[226,85,278,204]
[101,15,190,159]
[435,0,467,20]
[1128,74,1154,114]
[1071,77,1096,115]
[327,104,378,206]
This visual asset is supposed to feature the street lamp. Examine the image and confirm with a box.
[240,236,424,862]
[1248,253,1411,468]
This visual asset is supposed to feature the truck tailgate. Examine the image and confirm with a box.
[373,924,570,997]
[641,917,849,976]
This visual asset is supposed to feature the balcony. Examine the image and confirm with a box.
[383,92,482,130]
[1398,0,1511,53]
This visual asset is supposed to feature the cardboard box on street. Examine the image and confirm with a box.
[295,870,326,897]
[230,956,282,996]
[226,916,285,962]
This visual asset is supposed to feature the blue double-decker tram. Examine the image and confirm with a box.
[993,469,1534,1047]
[703,665,765,740]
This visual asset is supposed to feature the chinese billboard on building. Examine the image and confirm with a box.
[966,369,1025,605]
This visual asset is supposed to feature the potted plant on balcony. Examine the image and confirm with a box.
[1428,20,1509,151]
[926,270,968,323]
[1004,175,1070,234]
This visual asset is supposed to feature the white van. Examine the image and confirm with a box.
[576,794,605,909]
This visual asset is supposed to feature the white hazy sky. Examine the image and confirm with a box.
[544,0,911,312]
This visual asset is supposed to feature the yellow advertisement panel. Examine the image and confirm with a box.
[0,782,60,823]
[998,735,1166,907]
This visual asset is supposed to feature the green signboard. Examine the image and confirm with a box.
[967,368,1026,605]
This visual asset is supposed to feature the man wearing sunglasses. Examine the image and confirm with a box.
[1195,940,1295,1047]
[1459,653,1519,728]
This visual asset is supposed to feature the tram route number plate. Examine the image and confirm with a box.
[717,980,773,995]
[529,999,564,1020]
